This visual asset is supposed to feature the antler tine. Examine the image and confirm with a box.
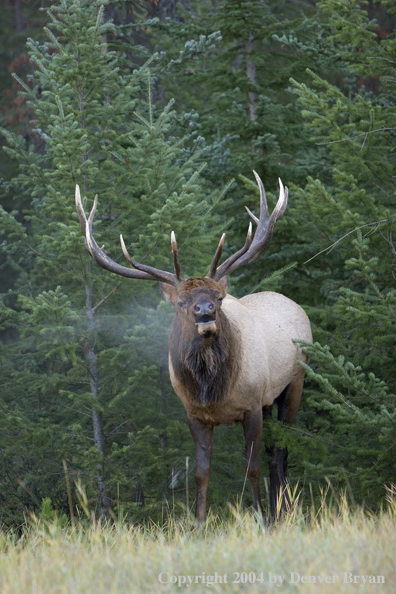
[212,223,252,281]
[245,205,259,225]
[171,231,185,282]
[211,172,288,281]
[85,194,99,257]
[119,235,179,285]
[253,169,268,219]
[207,233,226,279]
[75,184,89,236]
[274,178,288,220]
[75,185,179,285]
[75,184,96,257]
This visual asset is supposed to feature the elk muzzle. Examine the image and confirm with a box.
[193,299,217,336]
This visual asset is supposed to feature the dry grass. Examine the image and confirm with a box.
[0,494,394,593]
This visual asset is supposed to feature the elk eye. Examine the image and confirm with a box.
[178,300,186,308]
[217,297,223,303]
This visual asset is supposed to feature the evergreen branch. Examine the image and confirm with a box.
[285,425,350,450]
[43,27,64,52]
[11,73,34,96]
[25,242,85,279]
[174,177,234,259]
[250,262,298,294]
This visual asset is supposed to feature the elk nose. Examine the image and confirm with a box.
[193,300,215,316]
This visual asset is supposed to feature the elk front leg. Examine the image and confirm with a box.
[242,409,264,515]
[187,413,213,523]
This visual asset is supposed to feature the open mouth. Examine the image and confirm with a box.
[196,314,214,324]
[195,316,217,336]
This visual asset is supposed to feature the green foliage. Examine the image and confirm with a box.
[297,338,396,503]
[38,497,68,528]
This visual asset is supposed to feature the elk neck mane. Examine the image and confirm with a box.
[169,309,241,406]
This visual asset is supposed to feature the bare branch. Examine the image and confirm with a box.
[92,283,122,312]
[316,127,395,146]
[304,216,396,265]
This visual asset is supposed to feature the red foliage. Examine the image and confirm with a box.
[1,53,33,131]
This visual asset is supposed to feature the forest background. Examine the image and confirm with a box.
[0,0,395,527]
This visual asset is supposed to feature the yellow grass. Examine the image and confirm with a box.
[0,496,394,593]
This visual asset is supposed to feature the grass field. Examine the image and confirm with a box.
[0,496,394,593]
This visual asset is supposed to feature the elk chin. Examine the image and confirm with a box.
[196,320,217,337]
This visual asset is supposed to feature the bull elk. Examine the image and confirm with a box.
[75,172,312,522]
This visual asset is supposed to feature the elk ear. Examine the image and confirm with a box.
[218,276,228,294]
[160,282,177,304]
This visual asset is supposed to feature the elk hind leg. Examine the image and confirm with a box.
[267,372,305,519]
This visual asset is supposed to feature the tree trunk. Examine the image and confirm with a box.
[245,34,258,122]
[85,273,111,520]
[14,0,24,34]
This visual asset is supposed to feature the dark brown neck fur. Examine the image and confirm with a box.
[169,311,240,406]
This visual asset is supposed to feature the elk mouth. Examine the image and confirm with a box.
[195,314,217,336]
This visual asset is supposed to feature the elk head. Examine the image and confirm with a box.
[75,171,288,307]
[160,277,227,338]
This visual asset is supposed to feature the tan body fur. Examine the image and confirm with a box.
[169,290,312,425]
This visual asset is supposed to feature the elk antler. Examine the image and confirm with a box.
[75,185,185,285]
[207,171,288,281]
